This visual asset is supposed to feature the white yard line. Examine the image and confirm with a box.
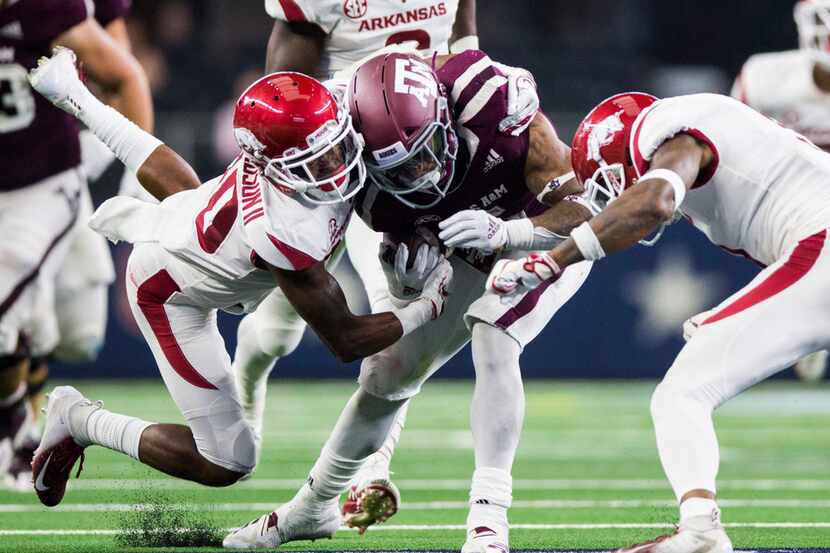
[2,522,830,536]
[5,499,830,513]
[60,478,830,491]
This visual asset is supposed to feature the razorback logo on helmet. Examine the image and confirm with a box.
[393,58,437,108]
[343,0,368,19]
[586,110,624,162]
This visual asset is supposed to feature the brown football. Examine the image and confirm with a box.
[383,225,444,269]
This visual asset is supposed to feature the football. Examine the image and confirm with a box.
[383,225,445,269]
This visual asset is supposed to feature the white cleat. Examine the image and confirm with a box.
[223,491,340,549]
[615,514,733,553]
[794,350,828,382]
[461,523,509,553]
[27,46,89,117]
[31,386,97,507]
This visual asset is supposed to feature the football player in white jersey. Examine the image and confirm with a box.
[730,0,830,381]
[233,0,539,523]
[24,47,451,508]
[486,91,830,553]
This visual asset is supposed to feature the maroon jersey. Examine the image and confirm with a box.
[356,50,532,271]
[93,0,131,27]
[0,0,88,190]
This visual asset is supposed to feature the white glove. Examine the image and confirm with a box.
[392,257,453,335]
[28,47,90,118]
[380,241,442,300]
[682,309,713,342]
[438,210,534,252]
[486,252,560,296]
[496,64,539,136]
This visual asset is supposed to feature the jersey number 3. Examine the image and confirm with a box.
[0,64,35,133]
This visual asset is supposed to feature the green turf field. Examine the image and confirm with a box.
[1,379,829,552]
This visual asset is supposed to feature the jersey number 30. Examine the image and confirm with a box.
[0,64,35,133]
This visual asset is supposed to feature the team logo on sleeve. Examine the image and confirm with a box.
[343,0,368,19]
[393,58,438,108]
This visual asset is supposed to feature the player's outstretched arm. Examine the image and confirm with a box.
[264,19,326,74]
[450,0,477,52]
[29,48,200,200]
[54,17,153,132]
[269,260,451,363]
[548,134,706,269]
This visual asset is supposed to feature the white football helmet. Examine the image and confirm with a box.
[795,0,830,68]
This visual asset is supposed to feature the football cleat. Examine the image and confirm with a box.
[614,514,733,553]
[341,477,400,535]
[28,46,88,118]
[3,436,37,492]
[223,491,340,549]
[31,386,94,507]
[461,524,510,553]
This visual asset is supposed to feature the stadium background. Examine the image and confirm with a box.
[68,0,793,380]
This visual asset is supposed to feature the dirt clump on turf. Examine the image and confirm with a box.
[115,487,222,548]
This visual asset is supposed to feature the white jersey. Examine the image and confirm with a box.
[265,0,458,78]
[733,50,830,150]
[631,93,830,266]
[93,155,351,314]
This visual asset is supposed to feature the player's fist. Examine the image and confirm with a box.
[499,65,539,136]
[486,252,560,296]
[438,210,508,252]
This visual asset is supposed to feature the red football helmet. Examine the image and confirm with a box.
[571,92,658,213]
[348,52,458,209]
[795,0,830,67]
[233,72,365,204]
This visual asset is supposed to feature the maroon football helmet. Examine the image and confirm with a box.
[348,53,458,209]
[571,92,658,213]
[233,72,365,204]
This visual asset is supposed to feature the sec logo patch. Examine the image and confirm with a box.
[343,0,368,19]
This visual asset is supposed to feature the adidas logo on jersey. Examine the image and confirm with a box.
[483,149,504,173]
[0,21,22,40]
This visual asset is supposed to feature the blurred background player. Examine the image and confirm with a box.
[731,0,830,382]
[0,0,151,489]
[231,0,475,491]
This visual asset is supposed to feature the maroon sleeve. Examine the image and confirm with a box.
[93,0,132,27]
[36,0,89,43]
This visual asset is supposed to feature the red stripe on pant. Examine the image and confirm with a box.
[136,270,217,390]
[494,278,555,330]
[704,230,827,325]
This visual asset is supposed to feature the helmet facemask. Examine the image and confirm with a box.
[796,0,830,69]
[367,97,458,209]
[254,107,366,205]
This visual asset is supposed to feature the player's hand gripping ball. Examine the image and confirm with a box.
[380,226,447,300]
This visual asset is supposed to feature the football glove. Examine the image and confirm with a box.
[496,63,539,136]
[379,241,442,300]
[486,252,560,296]
[438,210,534,253]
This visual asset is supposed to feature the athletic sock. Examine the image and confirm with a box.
[358,401,408,482]
[306,446,366,502]
[680,497,720,525]
[67,402,152,460]
[468,467,512,529]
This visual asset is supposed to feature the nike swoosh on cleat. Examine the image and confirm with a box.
[34,453,52,492]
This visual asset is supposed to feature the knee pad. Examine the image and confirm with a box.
[190,407,257,476]
[257,325,305,358]
[358,353,419,402]
[650,380,716,425]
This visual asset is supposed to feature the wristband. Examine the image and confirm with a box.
[570,221,606,261]
[640,168,687,209]
[535,171,575,203]
[449,35,479,53]
[503,218,534,250]
[392,298,432,336]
